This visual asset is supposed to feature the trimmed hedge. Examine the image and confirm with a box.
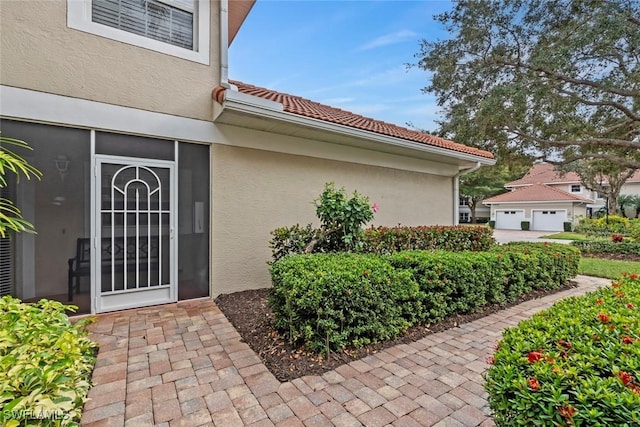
[490,243,580,292]
[0,297,97,426]
[571,240,640,256]
[270,224,496,262]
[387,251,510,321]
[485,273,640,426]
[269,254,423,352]
[363,225,495,254]
[269,243,579,353]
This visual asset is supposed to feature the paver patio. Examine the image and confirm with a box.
[80,275,610,427]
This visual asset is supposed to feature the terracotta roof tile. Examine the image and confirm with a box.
[484,184,593,203]
[216,81,494,159]
[507,162,640,186]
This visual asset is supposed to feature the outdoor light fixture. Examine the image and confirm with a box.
[55,155,70,182]
[52,155,70,205]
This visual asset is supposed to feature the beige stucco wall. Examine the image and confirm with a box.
[211,144,454,296]
[0,0,219,121]
[489,203,587,221]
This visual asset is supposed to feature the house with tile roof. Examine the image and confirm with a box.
[484,163,640,231]
[1,0,493,315]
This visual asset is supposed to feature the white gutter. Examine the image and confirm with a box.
[219,90,496,165]
[453,162,482,225]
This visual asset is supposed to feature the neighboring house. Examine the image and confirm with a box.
[483,163,640,231]
[0,0,494,315]
[458,197,490,223]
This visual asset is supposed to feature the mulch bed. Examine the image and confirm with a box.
[215,282,577,382]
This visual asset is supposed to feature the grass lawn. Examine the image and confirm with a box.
[579,257,640,279]
[541,232,591,240]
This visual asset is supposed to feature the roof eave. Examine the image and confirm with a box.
[216,90,496,166]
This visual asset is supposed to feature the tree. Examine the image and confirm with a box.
[564,159,636,215]
[415,0,640,169]
[0,136,41,238]
[617,194,636,217]
[460,160,530,223]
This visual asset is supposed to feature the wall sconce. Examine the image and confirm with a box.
[55,155,70,182]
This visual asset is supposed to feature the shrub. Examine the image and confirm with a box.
[520,221,530,231]
[489,220,496,229]
[563,221,573,232]
[575,215,632,236]
[611,233,624,243]
[0,297,97,426]
[485,273,640,426]
[363,225,495,254]
[571,240,640,256]
[269,254,422,353]
[270,243,579,353]
[314,182,374,252]
[269,224,320,262]
[490,243,580,291]
[387,251,509,321]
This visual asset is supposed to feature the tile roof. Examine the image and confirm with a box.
[506,163,580,186]
[507,162,640,187]
[214,81,494,159]
[484,184,593,204]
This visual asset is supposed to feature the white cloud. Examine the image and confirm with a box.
[359,30,418,50]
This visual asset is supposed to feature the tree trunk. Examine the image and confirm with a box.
[469,199,477,223]
[609,194,618,215]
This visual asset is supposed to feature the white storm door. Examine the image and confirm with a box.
[94,156,176,313]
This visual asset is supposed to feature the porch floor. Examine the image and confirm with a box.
[80,275,609,426]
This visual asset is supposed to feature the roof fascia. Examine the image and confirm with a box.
[220,90,496,165]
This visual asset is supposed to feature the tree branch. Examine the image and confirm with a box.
[557,88,640,121]
[497,59,640,98]
[554,153,640,170]
[510,130,640,151]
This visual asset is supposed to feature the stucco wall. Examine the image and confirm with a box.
[0,0,219,121]
[211,144,454,296]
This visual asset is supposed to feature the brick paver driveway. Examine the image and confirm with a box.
[80,275,609,427]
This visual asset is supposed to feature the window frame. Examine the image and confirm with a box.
[570,184,581,193]
[67,0,210,65]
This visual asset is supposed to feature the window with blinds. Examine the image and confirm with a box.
[92,0,195,50]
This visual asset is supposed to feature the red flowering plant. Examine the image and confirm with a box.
[485,273,640,426]
[611,234,624,243]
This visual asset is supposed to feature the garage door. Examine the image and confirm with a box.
[495,210,525,230]
[532,210,567,231]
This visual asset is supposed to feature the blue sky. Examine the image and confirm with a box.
[229,1,454,133]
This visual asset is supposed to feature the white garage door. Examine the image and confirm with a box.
[532,210,567,231]
[495,210,525,230]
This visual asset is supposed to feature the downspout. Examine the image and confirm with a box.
[453,162,482,225]
[219,0,231,89]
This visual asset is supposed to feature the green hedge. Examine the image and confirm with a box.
[571,240,640,256]
[269,254,423,352]
[363,225,495,254]
[0,297,97,426]
[386,251,512,321]
[269,243,578,353]
[270,224,496,262]
[485,273,640,426]
[490,243,580,292]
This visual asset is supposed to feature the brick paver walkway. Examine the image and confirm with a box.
[80,275,610,427]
